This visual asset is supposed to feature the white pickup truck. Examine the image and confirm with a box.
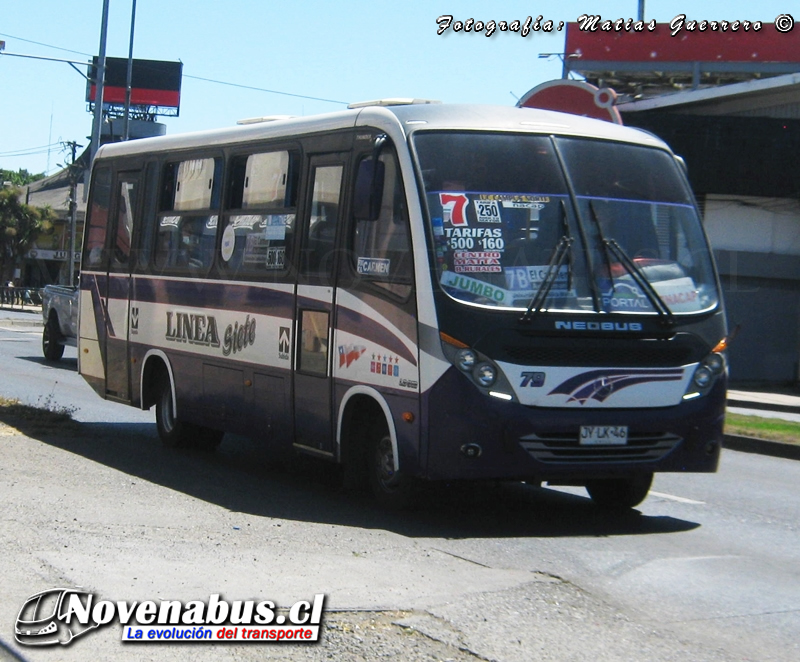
[41,284,79,361]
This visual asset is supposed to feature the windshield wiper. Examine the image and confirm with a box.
[520,235,573,323]
[604,238,675,326]
[587,200,674,325]
[588,200,615,289]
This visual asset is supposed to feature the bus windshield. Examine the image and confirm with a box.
[414,132,719,315]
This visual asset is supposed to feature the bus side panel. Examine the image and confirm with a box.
[129,276,295,444]
[78,273,106,397]
[105,274,132,401]
[252,371,292,447]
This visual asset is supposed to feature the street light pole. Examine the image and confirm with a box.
[123,0,137,141]
[89,0,111,164]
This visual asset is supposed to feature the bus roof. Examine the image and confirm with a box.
[94,103,669,162]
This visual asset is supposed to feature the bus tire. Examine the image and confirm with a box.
[369,427,417,510]
[155,378,190,448]
[42,317,65,361]
[585,473,653,510]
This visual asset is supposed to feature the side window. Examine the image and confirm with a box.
[352,149,413,296]
[111,179,136,271]
[220,150,299,276]
[137,162,159,271]
[154,157,222,273]
[298,310,329,375]
[302,164,343,277]
[83,167,112,270]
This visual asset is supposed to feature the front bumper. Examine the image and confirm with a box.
[424,366,725,482]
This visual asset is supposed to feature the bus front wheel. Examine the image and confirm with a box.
[585,473,653,510]
[369,430,417,509]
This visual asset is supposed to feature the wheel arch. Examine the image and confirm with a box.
[140,349,176,413]
[337,385,399,472]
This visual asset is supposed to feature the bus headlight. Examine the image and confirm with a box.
[693,366,713,388]
[684,350,727,399]
[705,352,725,374]
[455,349,477,371]
[440,333,517,402]
[473,362,497,387]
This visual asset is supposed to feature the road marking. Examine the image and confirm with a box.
[650,490,705,505]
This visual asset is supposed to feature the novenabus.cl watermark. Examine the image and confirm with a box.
[14,589,325,646]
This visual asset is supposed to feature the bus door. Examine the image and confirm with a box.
[103,171,139,402]
[293,154,347,454]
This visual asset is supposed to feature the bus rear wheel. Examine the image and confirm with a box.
[585,473,653,510]
[154,379,223,450]
[155,379,187,448]
[369,430,417,509]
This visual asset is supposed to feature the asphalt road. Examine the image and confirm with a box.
[1,321,799,661]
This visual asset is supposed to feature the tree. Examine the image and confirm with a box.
[0,169,45,187]
[0,187,56,284]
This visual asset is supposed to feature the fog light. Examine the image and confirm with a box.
[473,362,496,387]
[461,443,483,459]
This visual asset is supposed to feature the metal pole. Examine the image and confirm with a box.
[90,0,110,163]
[123,0,137,141]
[68,142,79,287]
[638,0,645,21]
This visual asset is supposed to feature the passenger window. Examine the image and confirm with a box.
[137,163,159,271]
[352,149,413,296]
[221,150,299,276]
[302,164,343,277]
[111,180,136,270]
[154,157,222,273]
[298,310,329,375]
[84,167,112,269]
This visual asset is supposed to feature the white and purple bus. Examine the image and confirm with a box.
[79,101,728,509]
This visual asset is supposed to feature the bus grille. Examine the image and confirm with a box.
[503,344,697,367]
[519,432,682,464]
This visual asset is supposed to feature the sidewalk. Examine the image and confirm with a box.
[0,307,43,326]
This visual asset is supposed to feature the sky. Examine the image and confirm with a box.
[0,0,794,176]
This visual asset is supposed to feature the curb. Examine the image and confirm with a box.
[0,319,43,328]
[727,399,800,416]
[723,434,800,461]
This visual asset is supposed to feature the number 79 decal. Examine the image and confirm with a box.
[520,371,546,387]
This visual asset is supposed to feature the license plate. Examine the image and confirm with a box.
[579,425,628,445]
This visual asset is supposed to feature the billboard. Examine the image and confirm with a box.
[565,19,800,64]
[87,58,182,110]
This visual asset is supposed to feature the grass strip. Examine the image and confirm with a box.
[726,412,800,445]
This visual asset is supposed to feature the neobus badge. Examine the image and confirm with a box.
[554,321,643,332]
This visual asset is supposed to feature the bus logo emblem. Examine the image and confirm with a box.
[279,327,291,360]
